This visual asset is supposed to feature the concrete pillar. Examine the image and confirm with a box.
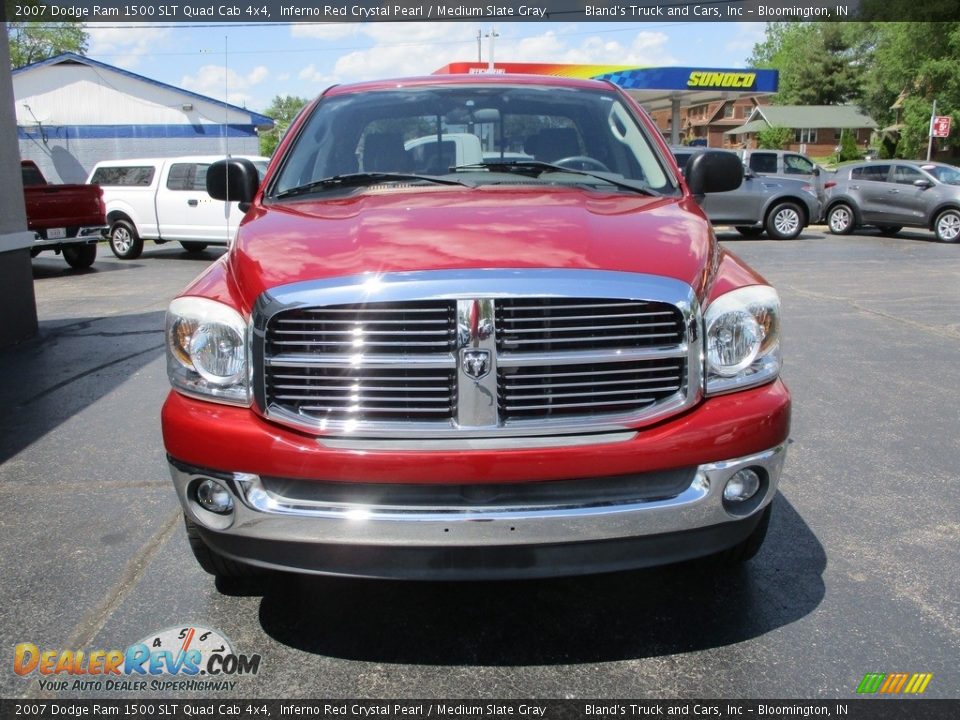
[0,30,38,346]
[670,96,681,146]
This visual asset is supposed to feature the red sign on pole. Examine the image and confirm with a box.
[932,116,952,138]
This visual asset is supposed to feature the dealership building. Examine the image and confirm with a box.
[12,53,273,184]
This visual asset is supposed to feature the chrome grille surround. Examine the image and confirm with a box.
[252,269,703,439]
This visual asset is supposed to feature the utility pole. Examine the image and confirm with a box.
[486,26,499,71]
[927,99,936,162]
[476,30,482,63]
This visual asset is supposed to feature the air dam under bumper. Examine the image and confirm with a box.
[169,443,787,580]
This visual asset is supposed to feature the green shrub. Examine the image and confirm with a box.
[756,125,793,149]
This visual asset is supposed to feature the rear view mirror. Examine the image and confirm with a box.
[207,158,260,205]
[686,151,743,196]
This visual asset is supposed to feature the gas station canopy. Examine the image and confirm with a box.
[434,62,779,144]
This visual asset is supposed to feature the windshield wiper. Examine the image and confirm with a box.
[275,172,474,199]
[451,160,658,196]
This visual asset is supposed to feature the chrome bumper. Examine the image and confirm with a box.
[170,444,786,577]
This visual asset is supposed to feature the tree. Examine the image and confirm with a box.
[259,95,309,157]
[8,22,88,69]
[860,22,960,158]
[837,129,861,162]
[748,22,872,106]
[756,126,793,150]
[749,21,960,159]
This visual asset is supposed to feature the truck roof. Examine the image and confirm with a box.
[89,155,268,168]
[323,74,616,97]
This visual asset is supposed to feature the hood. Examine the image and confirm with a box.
[228,186,715,311]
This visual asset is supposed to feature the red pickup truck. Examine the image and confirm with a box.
[162,74,790,583]
[22,160,106,269]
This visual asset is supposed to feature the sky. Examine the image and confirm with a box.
[82,21,769,114]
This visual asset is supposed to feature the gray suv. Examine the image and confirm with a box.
[824,161,960,242]
[673,147,821,240]
[739,148,827,203]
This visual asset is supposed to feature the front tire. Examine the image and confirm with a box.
[719,504,772,563]
[183,514,261,581]
[827,203,856,235]
[765,202,804,240]
[109,219,143,259]
[180,242,209,253]
[934,208,960,243]
[62,243,97,269]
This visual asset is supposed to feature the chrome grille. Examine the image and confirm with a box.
[499,359,686,419]
[497,298,684,352]
[265,302,456,355]
[264,301,457,423]
[265,366,456,422]
[255,270,701,438]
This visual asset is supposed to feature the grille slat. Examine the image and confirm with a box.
[499,364,679,380]
[297,405,452,414]
[501,301,644,311]
[275,394,452,404]
[506,386,681,401]
[505,398,660,411]
[271,328,453,336]
[501,332,681,346]
[269,339,453,348]
[503,376,680,390]
[272,384,452,393]
[275,318,450,325]
[503,311,675,322]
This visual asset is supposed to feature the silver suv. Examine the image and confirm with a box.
[673,147,821,240]
[739,149,827,203]
[824,161,960,242]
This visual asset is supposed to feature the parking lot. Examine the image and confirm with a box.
[1,227,958,700]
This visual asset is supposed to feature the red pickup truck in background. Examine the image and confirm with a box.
[22,160,106,269]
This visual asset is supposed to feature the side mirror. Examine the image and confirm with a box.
[207,158,260,205]
[913,178,933,189]
[686,151,743,196]
[813,166,821,177]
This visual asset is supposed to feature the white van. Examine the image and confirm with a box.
[87,155,269,259]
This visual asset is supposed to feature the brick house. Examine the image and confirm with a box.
[725,105,876,156]
[649,96,769,147]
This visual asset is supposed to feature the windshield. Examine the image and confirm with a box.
[921,164,960,185]
[270,84,676,198]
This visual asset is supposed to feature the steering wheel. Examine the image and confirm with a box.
[552,156,611,172]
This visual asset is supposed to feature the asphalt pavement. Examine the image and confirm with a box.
[1,228,957,700]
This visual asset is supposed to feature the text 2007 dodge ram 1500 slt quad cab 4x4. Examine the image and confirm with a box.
[162,75,790,582]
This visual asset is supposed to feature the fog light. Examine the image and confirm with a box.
[195,478,234,514]
[723,468,761,503]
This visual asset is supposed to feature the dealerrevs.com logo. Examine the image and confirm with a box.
[13,626,260,693]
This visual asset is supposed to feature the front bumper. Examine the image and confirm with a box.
[169,441,787,580]
[164,379,789,579]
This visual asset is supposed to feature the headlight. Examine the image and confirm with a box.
[704,285,781,395]
[166,297,250,405]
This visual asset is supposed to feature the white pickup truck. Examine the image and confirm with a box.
[87,155,268,259]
